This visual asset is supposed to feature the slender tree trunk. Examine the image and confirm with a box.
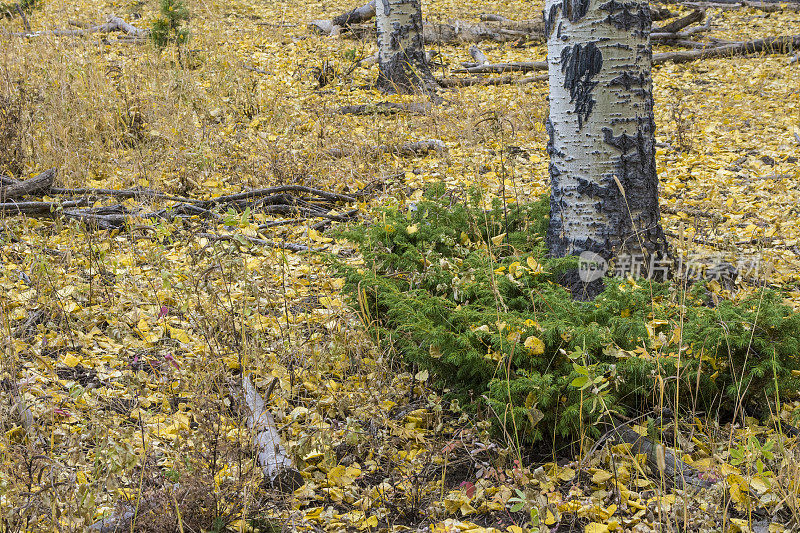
[375,0,438,93]
[544,0,668,298]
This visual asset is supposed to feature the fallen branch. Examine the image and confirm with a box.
[326,139,447,158]
[48,186,202,204]
[311,9,544,44]
[454,60,547,74]
[207,185,356,206]
[14,15,148,38]
[337,101,431,115]
[651,14,713,43]
[654,9,704,34]
[0,198,88,215]
[242,375,303,489]
[0,168,55,201]
[437,73,548,87]
[198,233,321,253]
[653,35,800,64]
[683,0,800,12]
[310,0,376,34]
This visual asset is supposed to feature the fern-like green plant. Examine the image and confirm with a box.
[330,184,800,444]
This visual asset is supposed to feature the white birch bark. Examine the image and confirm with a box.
[375,0,437,92]
[544,0,667,296]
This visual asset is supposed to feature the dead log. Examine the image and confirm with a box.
[683,0,800,11]
[208,185,356,206]
[309,0,376,34]
[313,14,544,44]
[437,73,547,87]
[651,16,714,44]
[326,139,446,159]
[454,60,547,74]
[49,185,200,204]
[0,168,55,201]
[243,376,303,489]
[0,198,88,215]
[16,15,148,38]
[654,9,704,34]
[653,35,800,64]
[198,233,320,253]
[337,101,431,115]
[423,18,544,44]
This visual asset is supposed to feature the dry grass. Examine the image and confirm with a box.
[1,0,800,531]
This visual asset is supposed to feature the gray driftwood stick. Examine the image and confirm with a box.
[243,375,303,489]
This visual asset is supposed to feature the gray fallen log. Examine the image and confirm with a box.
[243,376,303,489]
[309,0,376,34]
[16,15,148,38]
[683,0,800,11]
[653,34,800,64]
[654,9,704,34]
[454,60,547,74]
[337,101,431,115]
[0,168,55,201]
[326,139,446,159]
[437,74,548,87]
[0,198,88,214]
[311,10,544,44]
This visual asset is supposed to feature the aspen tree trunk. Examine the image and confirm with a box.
[544,0,668,298]
[376,0,438,92]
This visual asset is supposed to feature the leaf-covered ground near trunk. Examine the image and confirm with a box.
[1,0,800,531]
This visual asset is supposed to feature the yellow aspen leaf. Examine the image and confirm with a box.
[524,336,545,355]
[62,353,81,368]
[407,224,419,234]
[558,467,576,481]
[591,470,613,484]
[584,523,609,533]
[491,233,506,246]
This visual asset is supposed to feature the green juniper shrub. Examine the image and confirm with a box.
[151,0,190,49]
[330,184,800,443]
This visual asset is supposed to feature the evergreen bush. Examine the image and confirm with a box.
[151,0,190,49]
[331,185,800,443]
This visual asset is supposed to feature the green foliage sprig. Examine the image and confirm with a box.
[151,0,190,49]
[0,0,39,19]
[331,184,800,443]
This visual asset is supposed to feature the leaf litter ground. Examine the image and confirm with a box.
[1,0,800,531]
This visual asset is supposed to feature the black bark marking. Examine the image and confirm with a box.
[562,0,591,23]
[560,43,603,129]
[599,0,650,33]
[380,0,391,16]
[544,4,560,38]
[609,71,645,90]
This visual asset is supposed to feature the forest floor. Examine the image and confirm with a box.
[1,0,800,531]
